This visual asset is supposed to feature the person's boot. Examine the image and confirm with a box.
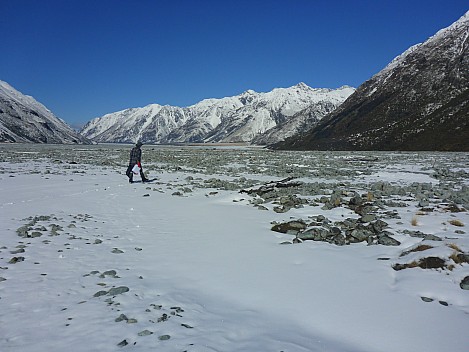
[128,175,133,183]
[141,171,149,182]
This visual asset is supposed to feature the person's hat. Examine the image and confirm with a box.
[136,141,143,147]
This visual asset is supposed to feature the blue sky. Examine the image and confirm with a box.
[1,0,467,127]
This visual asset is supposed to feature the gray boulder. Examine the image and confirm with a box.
[460,276,469,290]
[377,233,401,246]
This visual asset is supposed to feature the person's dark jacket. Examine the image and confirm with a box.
[129,147,142,166]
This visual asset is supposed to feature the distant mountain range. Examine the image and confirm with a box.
[80,83,355,145]
[2,11,467,150]
[275,11,469,151]
[0,80,89,144]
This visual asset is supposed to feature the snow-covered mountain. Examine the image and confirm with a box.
[0,80,89,144]
[251,92,351,145]
[80,83,354,144]
[276,11,469,151]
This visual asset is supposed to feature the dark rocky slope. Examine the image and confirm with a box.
[275,11,469,151]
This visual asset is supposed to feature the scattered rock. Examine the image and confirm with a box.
[454,253,469,264]
[383,200,408,207]
[108,286,130,296]
[449,219,464,227]
[16,225,31,237]
[271,220,307,235]
[460,276,469,290]
[9,256,25,264]
[354,204,377,217]
[419,257,446,269]
[372,220,389,232]
[445,204,465,212]
[361,214,376,223]
[298,227,329,241]
[273,194,307,212]
[350,228,373,243]
[50,224,63,236]
[138,330,153,336]
[100,270,118,278]
[117,339,128,347]
[158,335,171,341]
[377,234,401,246]
[348,194,363,208]
[418,199,430,207]
[115,314,128,322]
[402,230,441,241]
[157,313,169,322]
[393,256,446,271]
[423,234,443,241]
[297,227,346,245]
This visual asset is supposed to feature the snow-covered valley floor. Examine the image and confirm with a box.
[1,144,468,352]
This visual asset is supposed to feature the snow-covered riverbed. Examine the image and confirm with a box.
[1,144,468,352]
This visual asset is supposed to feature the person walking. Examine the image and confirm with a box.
[126,141,149,183]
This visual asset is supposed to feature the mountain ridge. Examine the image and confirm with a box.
[80,83,355,145]
[0,80,90,144]
[274,11,469,151]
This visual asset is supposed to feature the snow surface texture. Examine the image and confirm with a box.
[1,144,468,352]
[80,83,355,145]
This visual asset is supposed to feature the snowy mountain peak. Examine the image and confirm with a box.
[81,83,355,144]
[0,80,55,122]
[380,10,469,78]
[292,82,311,90]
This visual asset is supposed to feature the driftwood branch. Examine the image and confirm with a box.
[239,176,302,196]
